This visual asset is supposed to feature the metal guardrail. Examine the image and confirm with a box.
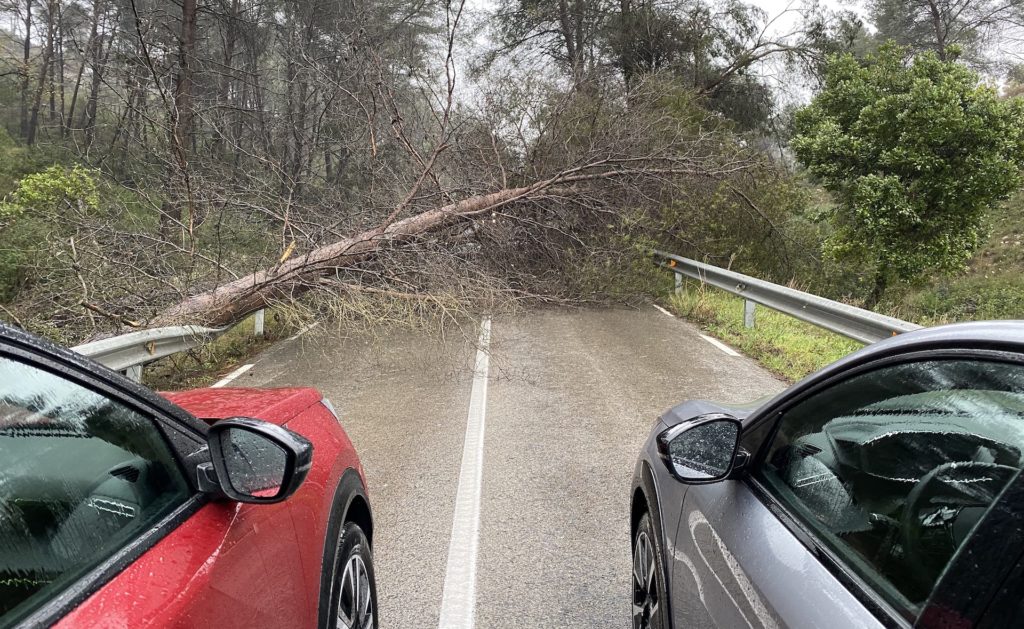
[72,310,267,382]
[653,250,922,344]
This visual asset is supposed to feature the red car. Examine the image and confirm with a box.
[0,324,377,628]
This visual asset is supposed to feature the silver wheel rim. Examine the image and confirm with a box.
[632,531,659,629]
[337,553,373,629]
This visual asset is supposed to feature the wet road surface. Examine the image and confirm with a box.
[236,307,784,628]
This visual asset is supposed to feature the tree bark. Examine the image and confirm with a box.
[55,2,64,126]
[926,0,948,60]
[619,0,633,86]
[175,0,196,151]
[151,185,536,327]
[212,0,239,156]
[557,0,584,86]
[81,6,113,147]
[47,6,55,122]
[865,266,888,310]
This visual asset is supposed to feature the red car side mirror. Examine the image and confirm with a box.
[198,417,313,504]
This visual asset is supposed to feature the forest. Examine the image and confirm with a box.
[0,0,1022,347]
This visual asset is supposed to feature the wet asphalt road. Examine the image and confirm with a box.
[235,307,784,628]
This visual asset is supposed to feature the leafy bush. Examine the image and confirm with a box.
[0,165,100,218]
[0,164,101,301]
[793,44,1024,305]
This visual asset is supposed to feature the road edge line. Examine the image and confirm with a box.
[211,363,254,388]
[655,303,741,357]
[437,317,491,629]
[698,334,741,357]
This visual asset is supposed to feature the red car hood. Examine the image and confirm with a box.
[161,387,322,426]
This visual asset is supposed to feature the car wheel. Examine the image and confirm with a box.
[329,521,378,629]
[633,512,668,629]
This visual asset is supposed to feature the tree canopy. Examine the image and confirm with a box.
[793,44,1024,305]
[867,0,1024,69]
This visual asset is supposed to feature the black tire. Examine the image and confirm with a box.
[633,512,669,629]
[327,521,378,629]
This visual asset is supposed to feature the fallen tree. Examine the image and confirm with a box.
[149,160,735,328]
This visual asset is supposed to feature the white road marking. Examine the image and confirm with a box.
[699,334,741,357]
[211,363,254,388]
[438,318,491,629]
[288,321,320,341]
[655,303,740,357]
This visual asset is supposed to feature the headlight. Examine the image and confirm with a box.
[322,398,342,426]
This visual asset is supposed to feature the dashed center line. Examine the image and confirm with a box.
[437,317,491,629]
[211,363,254,388]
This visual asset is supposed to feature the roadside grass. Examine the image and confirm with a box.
[143,310,291,391]
[898,273,1024,324]
[666,282,862,383]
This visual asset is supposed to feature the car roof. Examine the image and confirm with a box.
[862,319,1024,354]
[801,320,1024,386]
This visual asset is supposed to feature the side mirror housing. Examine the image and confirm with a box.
[657,413,742,484]
[202,418,313,504]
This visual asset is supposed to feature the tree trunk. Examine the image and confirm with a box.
[619,0,633,87]
[865,266,888,310]
[65,0,101,137]
[162,0,197,238]
[926,0,948,60]
[81,7,112,147]
[175,0,197,147]
[20,0,32,139]
[212,0,239,156]
[47,10,54,121]
[26,0,55,146]
[151,185,537,327]
[557,0,583,86]
[56,3,64,127]
[148,163,716,327]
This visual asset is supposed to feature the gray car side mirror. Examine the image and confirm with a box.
[657,413,742,484]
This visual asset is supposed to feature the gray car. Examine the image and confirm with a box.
[631,320,1024,629]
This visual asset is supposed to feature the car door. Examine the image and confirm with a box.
[0,336,202,627]
[0,331,313,628]
[670,349,1024,629]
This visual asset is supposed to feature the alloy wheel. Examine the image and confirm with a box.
[337,553,374,629]
[632,530,660,629]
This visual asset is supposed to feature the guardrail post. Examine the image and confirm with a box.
[674,272,682,295]
[254,309,265,338]
[744,299,756,329]
[125,365,143,382]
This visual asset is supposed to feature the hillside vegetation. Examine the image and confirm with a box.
[0,0,1020,371]
[895,192,1024,323]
